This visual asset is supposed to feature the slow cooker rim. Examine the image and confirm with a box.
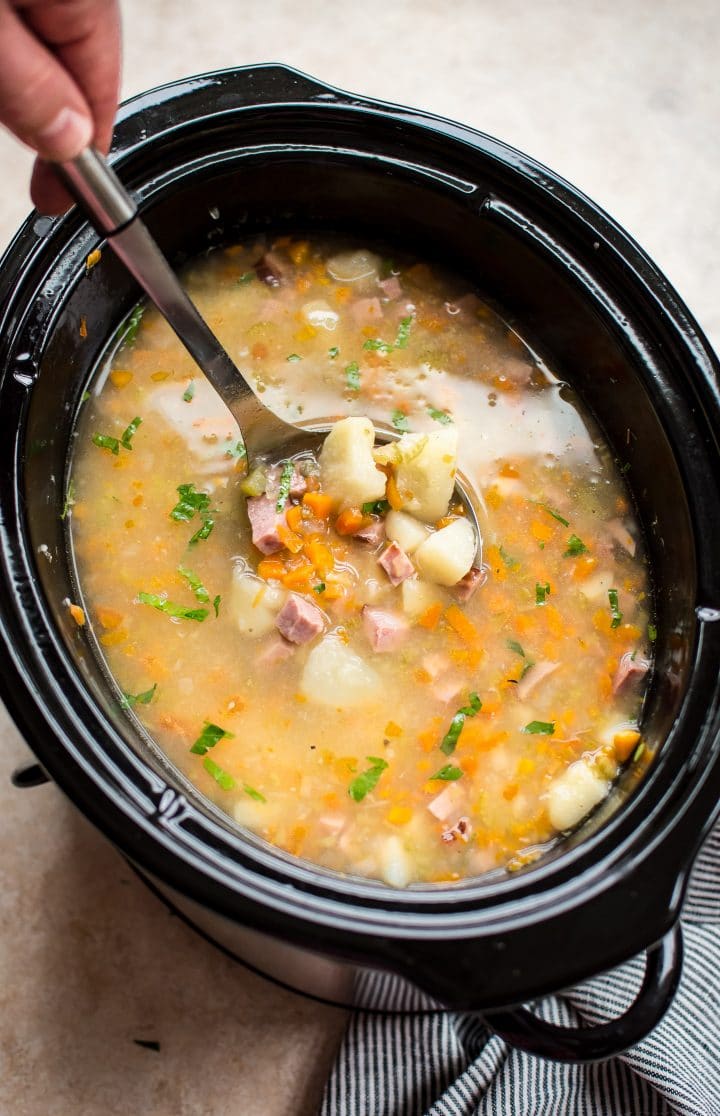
[1,65,720,956]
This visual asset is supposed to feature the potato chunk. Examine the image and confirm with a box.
[393,428,458,522]
[300,635,381,707]
[231,570,285,638]
[413,518,476,586]
[385,509,429,554]
[319,417,387,511]
[546,760,610,831]
[400,578,444,618]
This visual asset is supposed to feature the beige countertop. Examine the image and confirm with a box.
[1,2,718,1113]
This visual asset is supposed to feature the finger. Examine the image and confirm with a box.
[22,0,122,156]
[0,2,94,160]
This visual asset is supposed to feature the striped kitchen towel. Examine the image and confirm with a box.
[321,823,720,1116]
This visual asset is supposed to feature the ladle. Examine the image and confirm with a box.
[58,148,482,550]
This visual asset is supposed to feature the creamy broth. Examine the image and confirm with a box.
[68,236,653,887]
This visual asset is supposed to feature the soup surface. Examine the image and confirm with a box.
[68,236,653,887]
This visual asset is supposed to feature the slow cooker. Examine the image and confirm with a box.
[2,64,720,1063]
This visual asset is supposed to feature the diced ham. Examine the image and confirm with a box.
[265,465,306,500]
[255,250,286,287]
[441,816,472,844]
[516,660,560,702]
[351,297,383,327]
[613,652,650,696]
[452,566,486,603]
[247,495,284,554]
[275,593,325,645]
[379,276,402,300]
[257,636,296,668]
[362,606,409,653]
[378,541,415,586]
[356,518,386,547]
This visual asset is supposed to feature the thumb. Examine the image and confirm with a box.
[0,3,93,161]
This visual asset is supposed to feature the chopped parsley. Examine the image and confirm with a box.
[170,483,215,545]
[313,583,326,594]
[361,499,391,516]
[190,721,233,755]
[92,432,120,455]
[648,622,657,643]
[535,582,551,606]
[564,534,588,558]
[114,303,144,347]
[362,337,392,354]
[213,594,221,617]
[499,545,518,570]
[507,639,525,657]
[394,315,413,349]
[178,565,210,603]
[203,756,236,790]
[60,478,76,520]
[523,720,555,735]
[243,783,267,802]
[430,764,463,781]
[276,461,294,512]
[608,588,623,628]
[427,406,453,425]
[120,682,157,709]
[440,693,482,755]
[170,483,211,522]
[286,353,301,362]
[137,591,208,622]
[632,742,645,763]
[345,361,361,392]
[237,271,255,284]
[183,381,195,402]
[538,503,569,527]
[189,519,214,545]
[328,346,339,359]
[348,756,388,802]
[391,410,410,433]
[120,416,142,450]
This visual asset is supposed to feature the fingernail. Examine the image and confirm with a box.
[36,108,93,160]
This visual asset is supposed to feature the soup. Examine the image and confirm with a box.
[67,236,653,887]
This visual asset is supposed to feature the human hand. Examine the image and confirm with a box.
[0,0,121,214]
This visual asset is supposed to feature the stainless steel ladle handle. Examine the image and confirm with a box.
[56,149,299,457]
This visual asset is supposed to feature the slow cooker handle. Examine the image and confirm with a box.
[484,923,682,1063]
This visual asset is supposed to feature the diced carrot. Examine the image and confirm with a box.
[499,463,519,478]
[303,491,332,518]
[387,805,413,826]
[444,604,479,644]
[68,603,85,626]
[614,729,641,761]
[282,563,314,588]
[109,370,133,389]
[304,540,333,575]
[335,507,368,535]
[386,473,403,511]
[251,342,268,360]
[530,519,553,544]
[435,516,455,530]
[86,248,102,271]
[418,603,442,630]
[334,285,351,304]
[79,317,87,338]
[257,557,286,581]
[502,783,519,801]
[286,504,303,532]
[289,240,310,266]
[295,324,317,342]
[100,628,127,647]
[150,371,170,381]
[132,494,143,507]
[385,721,402,737]
[572,554,598,581]
[277,524,304,553]
[485,487,502,510]
[414,668,432,685]
[96,607,123,630]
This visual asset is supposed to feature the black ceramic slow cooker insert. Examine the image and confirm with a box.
[2,65,720,1063]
